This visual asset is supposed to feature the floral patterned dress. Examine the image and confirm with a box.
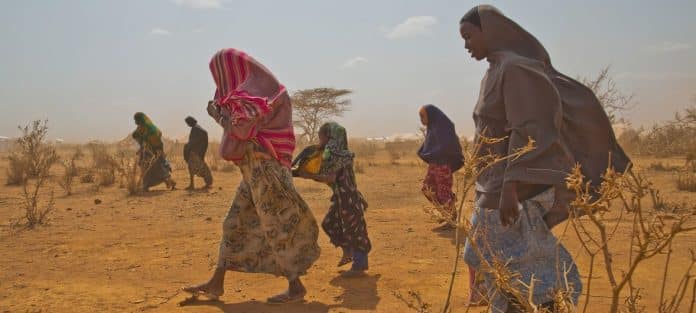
[217,144,321,281]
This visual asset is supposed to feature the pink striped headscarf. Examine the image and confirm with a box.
[210,48,296,167]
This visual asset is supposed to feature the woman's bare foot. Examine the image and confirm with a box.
[267,279,307,304]
[182,267,226,300]
[182,281,224,300]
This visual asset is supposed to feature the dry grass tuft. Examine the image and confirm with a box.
[6,153,27,186]
[206,142,222,172]
[648,162,680,172]
[7,120,59,228]
[57,147,83,196]
[566,165,695,313]
[676,172,696,192]
[430,132,696,313]
[355,161,365,174]
[5,120,59,186]
[392,290,432,313]
[115,148,156,196]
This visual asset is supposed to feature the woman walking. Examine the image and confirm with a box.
[131,112,176,191]
[417,104,464,227]
[297,122,371,277]
[459,5,629,312]
[183,48,321,304]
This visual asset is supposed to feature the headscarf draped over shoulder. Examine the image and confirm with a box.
[475,4,631,190]
[319,122,354,175]
[132,112,163,151]
[418,104,464,171]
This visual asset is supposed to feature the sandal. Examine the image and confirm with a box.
[337,247,353,267]
[267,290,306,304]
[337,256,353,267]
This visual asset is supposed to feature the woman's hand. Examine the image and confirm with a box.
[302,173,336,184]
[207,100,221,120]
[499,181,519,226]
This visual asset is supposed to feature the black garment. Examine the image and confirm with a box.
[184,124,208,162]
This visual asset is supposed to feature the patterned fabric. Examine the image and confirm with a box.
[463,188,582,312]
[132,112,163,151]
[139,150,172,189]
[318,122,371,255]
[186,152,212,186]
[422,163,456,218]
[209,48,295,168]
[291,145,322,176]
[321,165,371,254]
[217,144,321,281]
[319,122,353,175]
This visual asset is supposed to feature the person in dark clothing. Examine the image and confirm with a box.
[418,104,464,226]
[184,116,213,190]
[298,122,371,278]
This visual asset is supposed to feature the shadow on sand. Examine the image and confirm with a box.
[179,298,330,313]
[327,273,381,310]
[179,274,381,312]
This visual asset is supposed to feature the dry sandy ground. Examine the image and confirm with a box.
[0,154,694,313]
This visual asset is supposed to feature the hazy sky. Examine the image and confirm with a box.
[1,0,695,142]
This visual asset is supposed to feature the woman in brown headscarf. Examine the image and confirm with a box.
[459,5,630,312]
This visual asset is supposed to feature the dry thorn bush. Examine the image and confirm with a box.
[385,140,421,166]
[440,135,546,313]
[352,140,378,163]
[430,128,696,313]
[354,161,365,174]
[421,187,457,226]
[647,162,680,172]
[57,147,83,196]
[676,172,696,192]
[6,152,27,186]
[619,103,696,158]
[5,120,59,185]
[566,165,696,313]
[7,120,59,228]
[115,148,156,196]
[393,290,432,313]
[87,143,120,190]
[207,142,221,172]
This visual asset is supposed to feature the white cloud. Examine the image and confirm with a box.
[383,16,437,39]
[645,41,692,53]
[150,28,172,36]
[172,0,222,9]
[341,56,368,69]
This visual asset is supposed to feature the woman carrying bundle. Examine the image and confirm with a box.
[131,112,176,192]
[297,122,372,277]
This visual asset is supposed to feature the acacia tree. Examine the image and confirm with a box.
[580,66,634,124]
[292,88,352,143]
